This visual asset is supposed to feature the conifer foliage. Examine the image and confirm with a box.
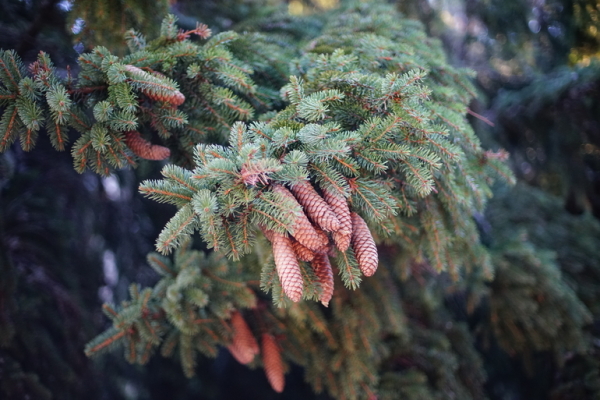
[84,240,260,378]
[0,16,261,175]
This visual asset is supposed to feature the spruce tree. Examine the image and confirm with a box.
[0,1,598,399]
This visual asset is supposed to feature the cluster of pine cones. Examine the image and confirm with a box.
[262,182,379,306]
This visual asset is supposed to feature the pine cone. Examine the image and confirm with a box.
[271,231,303,302]
[261,333,285,393]
[124,65,185,106]
[290,181,340,232]
[152,91,185,106]
[124,131,171,160]
[350,212,378,277]
[291,238,316,262]
[227,311,259,365]
[322,187,352,252]
[271,184,329,251]
[311,252,334,307]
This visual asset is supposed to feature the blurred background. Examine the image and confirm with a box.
[1,0,599,399]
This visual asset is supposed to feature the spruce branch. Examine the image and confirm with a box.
[0,15,266,174]
[78,3,519,399]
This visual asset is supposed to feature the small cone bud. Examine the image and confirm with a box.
[124,131,171,160]
[290,181,340,232]
[291,238,316,262]
[322,187,352,252]
[271,184,329,251]
[271,231,303,302]
[311,252,334,307]
[227,311,259,365]
[350,212,378,276]
[261,333,285,393]
[241,163,272,186]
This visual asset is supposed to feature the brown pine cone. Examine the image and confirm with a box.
[261,333,285,393]
[291,238,316,262]
[158,91,185,106]
[227,311,259,365]
[290,181,340,232]
[322,187,352,252]
[124,65,185,106]
[271,231,303,302]
[350,212,378,277]
[124,130,171,160]
[145,91,185,106]
[271,184,329,251]
[311,252,334,307]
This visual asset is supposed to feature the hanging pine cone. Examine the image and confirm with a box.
[311,252,334,307]
[271,184,329,251]
[290,181,340,232]
[291,238,316,262]
[124,130,171,160]
[227,311,259,365]
[350,212,378,277]
[271,231,303,302]
[322,187,352,252]
[261,333,285,393]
